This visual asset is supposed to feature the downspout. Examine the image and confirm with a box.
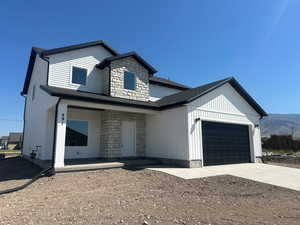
[50,98,62,172]
[20,94,27,156]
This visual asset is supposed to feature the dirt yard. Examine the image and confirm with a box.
[264,161,300,169]
[0,158,299,225]
[263,155,300,169]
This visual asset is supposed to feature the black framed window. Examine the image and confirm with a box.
[124,71,136,90]
[72,66,87,85]
[65,120,88,146]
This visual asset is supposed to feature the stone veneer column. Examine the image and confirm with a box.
[100,110,122,158]
[100,110,146,158]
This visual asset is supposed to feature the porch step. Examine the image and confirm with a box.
[55,159,161,173]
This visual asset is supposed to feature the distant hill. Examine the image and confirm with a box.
[261,114,300,138]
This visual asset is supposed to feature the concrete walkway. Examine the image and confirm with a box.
[148,163,300,191]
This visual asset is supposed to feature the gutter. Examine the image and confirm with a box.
[20,95,27,156]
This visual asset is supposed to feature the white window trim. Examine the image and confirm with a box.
[70,65,88,87]
[65,119,89,147]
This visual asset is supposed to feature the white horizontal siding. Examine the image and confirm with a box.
[187,83,262,162]
[23,55,58,160]
[149,84,181,101]
[48,46,113,94]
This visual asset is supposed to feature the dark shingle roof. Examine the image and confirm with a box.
[40,77,267,117]
[149,76,190,90]
[21,40,119,95]
[40,85,159,110]
[157,77,267,116]
[96,52,157,75]
[41,40,119,56]
[157,77,231,107]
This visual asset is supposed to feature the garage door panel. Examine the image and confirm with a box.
[202,121,251,166]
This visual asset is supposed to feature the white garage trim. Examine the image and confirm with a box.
[187,83,263,167]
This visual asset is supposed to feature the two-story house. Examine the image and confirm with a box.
[21,40,267,170]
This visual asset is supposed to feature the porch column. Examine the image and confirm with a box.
[54,102,68,168]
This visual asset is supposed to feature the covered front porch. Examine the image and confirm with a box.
[48,99,158,169]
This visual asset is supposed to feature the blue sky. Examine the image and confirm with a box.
[0,0,298,136]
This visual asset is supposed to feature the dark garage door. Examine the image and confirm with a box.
[202,121,251,166]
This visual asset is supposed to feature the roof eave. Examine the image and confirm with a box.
[40,86,160,111]
[42,40,119,57]
[148,78,190,90]
[96,52,157,75]
[185,77,267,117]
[21,48,40,95]
[228,78,268,117]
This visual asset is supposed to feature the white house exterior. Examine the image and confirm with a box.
[21,40,267,170]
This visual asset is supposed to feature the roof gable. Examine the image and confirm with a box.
[96,52,157,75]
[42,40,118,57]
[189,83,260,116]
[157,77,267,116]
[21,41,118,95]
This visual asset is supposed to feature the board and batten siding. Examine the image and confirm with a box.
[48,46,113,94]
[146,106,189,160]
[149,84,181,101]
[187,83,262,163]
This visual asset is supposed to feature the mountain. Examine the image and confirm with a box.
[261,114,300,138]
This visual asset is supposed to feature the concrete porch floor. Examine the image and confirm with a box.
[58,158,160,172]
[23,156,161,172]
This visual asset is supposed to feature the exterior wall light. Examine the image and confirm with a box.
[62,113,65,124]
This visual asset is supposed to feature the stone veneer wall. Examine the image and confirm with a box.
[100,110,146,158]
[109,57,150,101]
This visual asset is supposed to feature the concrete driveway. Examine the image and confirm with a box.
[149,163,300,191]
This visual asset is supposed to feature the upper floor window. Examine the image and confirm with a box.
[71,66,87,85]
[124,71,136,90]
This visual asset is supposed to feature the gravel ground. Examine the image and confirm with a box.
[0,157,41,190]
[264,162,300,169]
[263,155,300,169]
[0,159,299,225]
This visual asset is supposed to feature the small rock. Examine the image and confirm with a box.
[143,220,149,225]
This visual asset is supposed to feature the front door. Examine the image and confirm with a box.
[121,121,136,157]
